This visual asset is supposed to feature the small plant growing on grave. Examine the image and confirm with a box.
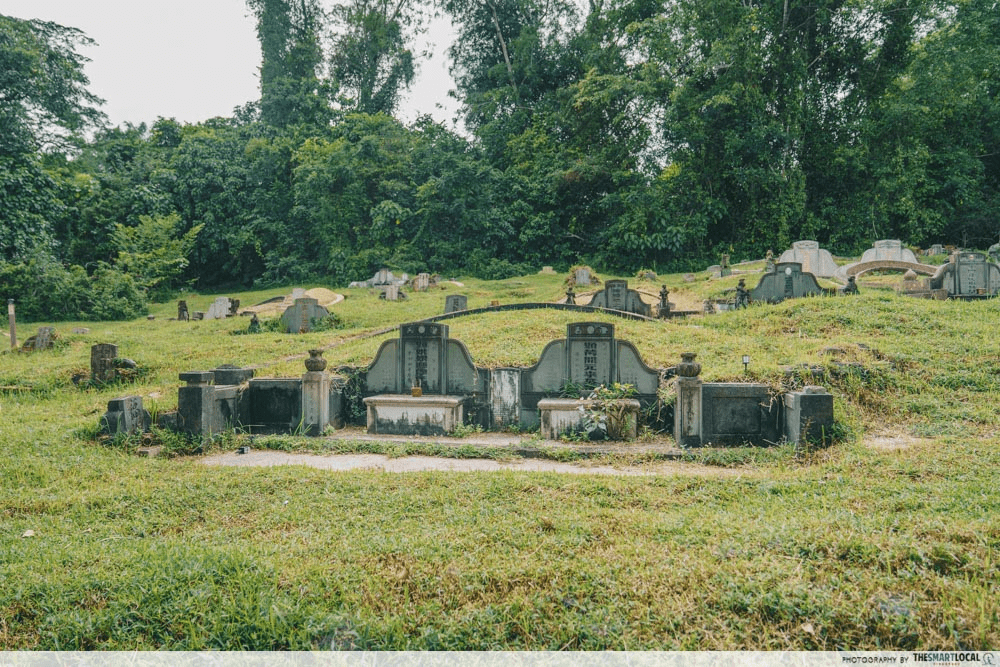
[310,312,344,332]
[580,383,638,441]
[449,422,484,438]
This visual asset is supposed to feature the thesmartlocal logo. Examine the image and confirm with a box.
[912,653,996,665]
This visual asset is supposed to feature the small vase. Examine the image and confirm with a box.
[676,352,701,378]
[304,349,327,372]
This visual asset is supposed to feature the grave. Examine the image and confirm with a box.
[720,254,732,278]
[574,267,592,286]
[279,297,329,333]
[177,300,189,321]
[777,241,839,278]
[700,383,781,445]
[750,263,824,303]
[928,251,1000,297]
[539,266,556,275]
[22,326,55,351]
[927,244,945,256]
[349,269,409,288]
[587,280,652,317]
[444,294,468,313]
[859,240,919,264]
[362,323,481,435]
[784,386,835,445]
[90,343,119,384]
[413,273,431,291]
[380,285,402,301]
[205,297,234,320]
[246,378,302,434]
[519,322,660,427]
[99,396,151,437]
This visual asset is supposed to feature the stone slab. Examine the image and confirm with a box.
[364,394,467,436]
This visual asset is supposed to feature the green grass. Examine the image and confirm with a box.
[1,270,998,649]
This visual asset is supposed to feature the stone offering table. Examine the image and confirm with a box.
[363,394,468,436]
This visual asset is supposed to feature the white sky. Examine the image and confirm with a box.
[3,0,461,130]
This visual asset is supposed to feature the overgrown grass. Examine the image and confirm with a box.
[1,271,998,649]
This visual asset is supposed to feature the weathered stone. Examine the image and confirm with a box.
[489,368,521,429]
[247,378,302,434]
[574,268,592,286]
[674,377,702,447]
[72,327,90,334]
[279,297,329,333]
[928,251,1000,297]
[301,368,330,436]
[784,385,835,445]
[382,285,401,301]
[587,280,651,317]
[539,266,556,275]
[413,273,431,291]
[205,297,233,320]
[23,327,55,351]
[777,241,839,278]
[363,394,467,435]
[213,365,255,386]
[99,396,151,436]
[701,383,780,446]
[177,300,189,321]
[444,294,468,314]
[91,343,119,384]
[860,240,919,265]
[750,262,824,303]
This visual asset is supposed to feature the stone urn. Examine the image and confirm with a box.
[676,352,701,378]
[304,349,327,372]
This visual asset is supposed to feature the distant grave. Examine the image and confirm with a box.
[204,297,235,320]
[750,262,824,303]
[859,240,919,265]
[586,279,651,317]
[778,241,839,278]
[444,294,468,313]
[99,396,151,437]
[928,251,1000,297]
[413,273,431,291]
[279,297,329,333]
[350,268,408,288]
[22,326,55,351]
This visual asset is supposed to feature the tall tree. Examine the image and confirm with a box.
[247,0,332,129]
[329,0,427,115]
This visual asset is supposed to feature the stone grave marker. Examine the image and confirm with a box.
[177,300,189,321]
[23,326,55,351]
[365,322,480,396]
[91,343,119,384]
[99,395,151,437]
[588,279,651,316]
[574,267,592,286]
[291,288,307,299]
[205,297,232,320]
[778,240,839,278]
[859,240,919,265]
[750,262,824,303]
[414,273,431,291]
[444,294,468,313]
[929,251,1000,297]
[382,285,400,301]
[928,244,945,256]
[279,297,329,333]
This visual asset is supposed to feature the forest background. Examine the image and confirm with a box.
[2,0,998,321]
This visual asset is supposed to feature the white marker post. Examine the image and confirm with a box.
[7,299,15,349]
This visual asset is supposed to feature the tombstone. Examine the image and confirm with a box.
[750,262,824,303]
[192,312,205,320]
[929,251,1000,297]
[588,280,651,316]
[291,288,307,300]
[413,273,431,292]
[519,323,660,426]
[228,299,240,317]
[72,327,90,335]
[177,300,189,321]
[989,242,1000,264]
[91,343,119,384]
[764,249,775,273]
[99,396,151,437]
[365,322,480,396]
[539,266,556,275]
[928,244,945,256]
[444,294,468,314]
[279,297,329,333]
[205,297,232,320]
[720,254,732,278]
[248,313,261,333]
[859,240,919,265]
[381,285,401,301]
[784,386,834,445]
[23,327,55,351]
[777,241,839,278]
[574,267,592,286]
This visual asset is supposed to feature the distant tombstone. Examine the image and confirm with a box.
[382,285,400,301]
[291,288,307,300]
[989,242,1000,264]
[192,312,205,320]
[99,396,151,437]
[374,269,393,285]
[750,262,824,304]
[764,249,775,273]
[72,327,90,335]
[574,268,592,286]
[539,266,556,275]
[279,297,329,333]
[91,343,119,384]
[444,294,468,313]
[778,241,839,278]
[365,322,480,396]
[414,273,431,291]
[859,240,919,265]
[205,297,232,320]
[229,299,240,317]
[929,251,1000,297]
[720,254,731,277]
[588,280,651,316]
[24,326,55,351]
[177,300,189,321]
[928,244,945,256]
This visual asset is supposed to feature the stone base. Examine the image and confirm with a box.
[538,398,641,440]
[363,394,467,436]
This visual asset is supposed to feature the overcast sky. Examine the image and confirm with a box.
[4,0,460,130]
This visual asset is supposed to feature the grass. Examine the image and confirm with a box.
[1,268,998,649]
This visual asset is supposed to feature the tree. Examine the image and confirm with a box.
[329,0,428,115]
[246,0,333,129]
[0,14,105,261]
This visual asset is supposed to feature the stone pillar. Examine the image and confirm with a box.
[91,343,119,384]
[784,385,835,445]
[301,350,330,435]
[673,352,703,447]
[178,371,215,438]
[7,299,15,349]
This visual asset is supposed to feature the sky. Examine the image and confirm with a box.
[4,0,461,130]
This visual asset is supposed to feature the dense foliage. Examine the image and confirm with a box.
[1,0,998,319]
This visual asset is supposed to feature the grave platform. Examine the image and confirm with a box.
[363,394,468,436]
